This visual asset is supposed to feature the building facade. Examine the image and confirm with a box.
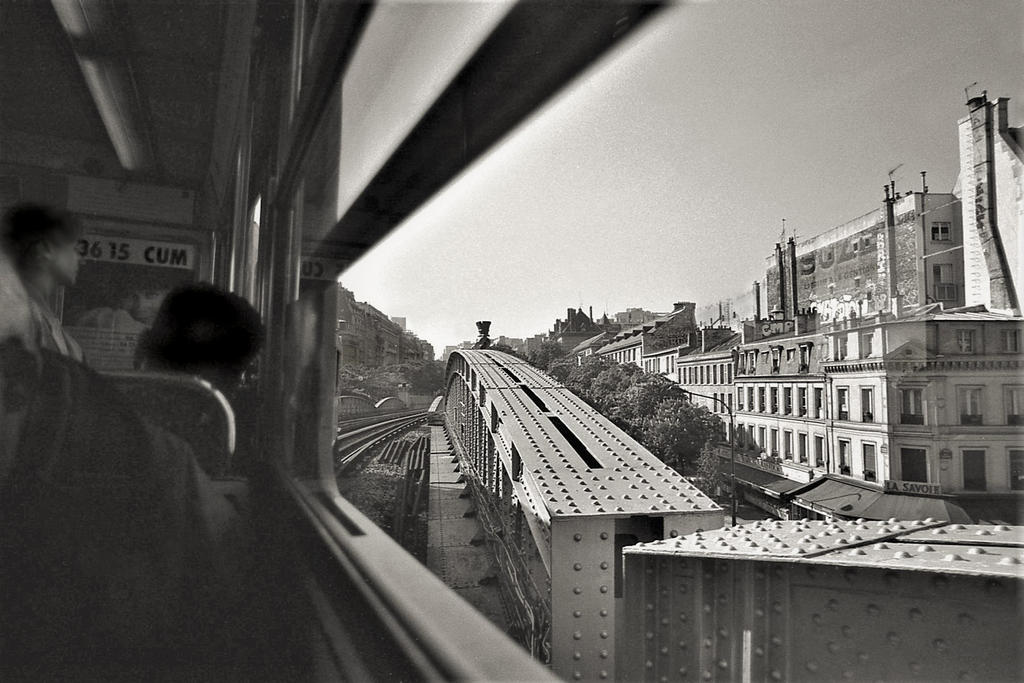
[958,95,1022,315]
[596,301,697,368]
[821,308,1024,520]
[766,189,964,325]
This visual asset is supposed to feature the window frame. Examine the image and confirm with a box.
[958,386,984,426]
[961,448,987,491]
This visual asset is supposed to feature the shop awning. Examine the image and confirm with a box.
[720,457,803,498]
[791,476,971,523]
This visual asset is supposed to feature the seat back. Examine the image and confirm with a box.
[106,372,236,477]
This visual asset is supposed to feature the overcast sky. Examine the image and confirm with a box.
[341,0,1023,356]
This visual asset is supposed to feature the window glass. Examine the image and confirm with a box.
[861,387,873,422]
[901,388,924,424]
[958,387,983,425]
[1007,387,1024,425]
[862,443,876,480]
[930,221,951,241]
[962,449,986,491]
[1003,329,1020,353]
[900,448,928,482]
[1010,450,1024,491]
[956,329,975,353]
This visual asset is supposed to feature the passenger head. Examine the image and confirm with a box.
[1,204,83,287]
[138,283,263,391]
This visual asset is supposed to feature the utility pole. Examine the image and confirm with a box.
[683,388,737,525]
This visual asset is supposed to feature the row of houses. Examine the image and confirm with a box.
[336,285,434,366]
[575,93,1024,524]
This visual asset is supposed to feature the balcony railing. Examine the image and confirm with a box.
[839,465,851,475]
[900,413,924,425]
[961,414,984,426]
[863,469,876,481]
[1008,414,1024,426]
[838,410,849,421]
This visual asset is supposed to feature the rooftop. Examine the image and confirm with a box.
[626,519,1024,578]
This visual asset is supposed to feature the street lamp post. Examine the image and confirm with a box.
[682,389,737,526]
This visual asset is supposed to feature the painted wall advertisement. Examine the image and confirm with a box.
[63,232,199,371]
[767,223,889,323]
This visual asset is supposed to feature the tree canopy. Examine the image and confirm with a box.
[527,340,567,371]
[553,355,724,475]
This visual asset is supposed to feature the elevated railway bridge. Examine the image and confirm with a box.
[443,350,723,679]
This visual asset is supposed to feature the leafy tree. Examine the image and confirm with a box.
[693,443,723,498]
[527,340,567,371]
[639,397,723,474]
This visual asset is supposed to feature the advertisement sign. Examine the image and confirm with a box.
[63,231,199,371]
[883,479,942,496]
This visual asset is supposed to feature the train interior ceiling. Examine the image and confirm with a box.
[1,1,663,679]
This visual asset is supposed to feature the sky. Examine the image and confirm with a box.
[340,0,1024,356]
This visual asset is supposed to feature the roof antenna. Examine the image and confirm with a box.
[888,163,903,198]
[964,81,978,103]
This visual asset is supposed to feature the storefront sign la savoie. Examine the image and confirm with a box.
[884,479,942,496]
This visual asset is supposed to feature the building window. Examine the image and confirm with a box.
[900,448,928,482]
[861,387,874,422]
[837,387,849,421]
[813,388,823,418]
[712,364,718,384]
[901,388,924,425]
[862,443,876,481]
[1003,329,1020,353]
[786,348,794,362]
[737,388,745,410]
[726,364,732,383]
[797,433,807,463]
[859,332,873,358]
[783,387,793,414]
[813,435,824,467]
[798,388,808,416]
[835,335,848,361]
[1010,450,1024,491]
[933,263,956,301]
[770,429,779,456]
[956,329,976,353]
[758,426,767,451]
[962,450,987,491]
[1007,386,1024,425]
[783,431,793,459]
[758,388,766,412]
[798,344,811,373]
[838,440,850,474]
[770,388,779,413]
[931,221,951,241]
[958,387,984,425]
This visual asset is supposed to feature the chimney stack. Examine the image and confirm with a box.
[788,237,798,320]
[775,243,786,319]
[753,281,762,321]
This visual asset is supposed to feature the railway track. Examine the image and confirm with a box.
[334,412,428,474]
